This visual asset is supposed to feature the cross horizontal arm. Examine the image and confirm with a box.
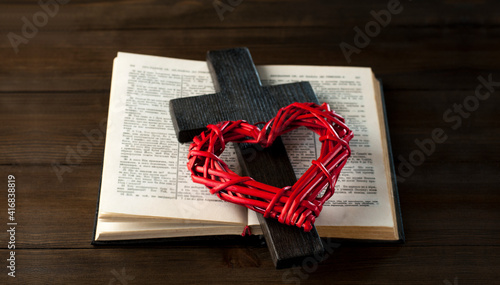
[170,92,231,143]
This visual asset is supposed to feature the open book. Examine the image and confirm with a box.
[92,52,403,243]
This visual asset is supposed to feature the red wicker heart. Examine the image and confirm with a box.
[187,102,353,232]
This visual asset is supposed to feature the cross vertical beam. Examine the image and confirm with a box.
[170,48,324,268]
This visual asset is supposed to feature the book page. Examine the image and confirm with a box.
[99,53,246,225]
[99,52,394,234]
[248,65,394,230]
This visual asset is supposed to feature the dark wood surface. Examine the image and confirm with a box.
[1,0,499,284]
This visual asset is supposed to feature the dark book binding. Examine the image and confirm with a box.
[378,78,405,243]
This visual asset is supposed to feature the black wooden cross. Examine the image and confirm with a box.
[169,48,324,269]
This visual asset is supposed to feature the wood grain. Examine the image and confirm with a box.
[0,28,499,92]
[1,246,499,284]
[0,0,498,283]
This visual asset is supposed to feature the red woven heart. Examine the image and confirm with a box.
[187,102,353,232]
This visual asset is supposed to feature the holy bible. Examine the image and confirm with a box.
[92,52,404,244]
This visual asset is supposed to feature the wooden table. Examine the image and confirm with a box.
[1,1,499,284]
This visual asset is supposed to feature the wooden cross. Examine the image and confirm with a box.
[169,48,324,269]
